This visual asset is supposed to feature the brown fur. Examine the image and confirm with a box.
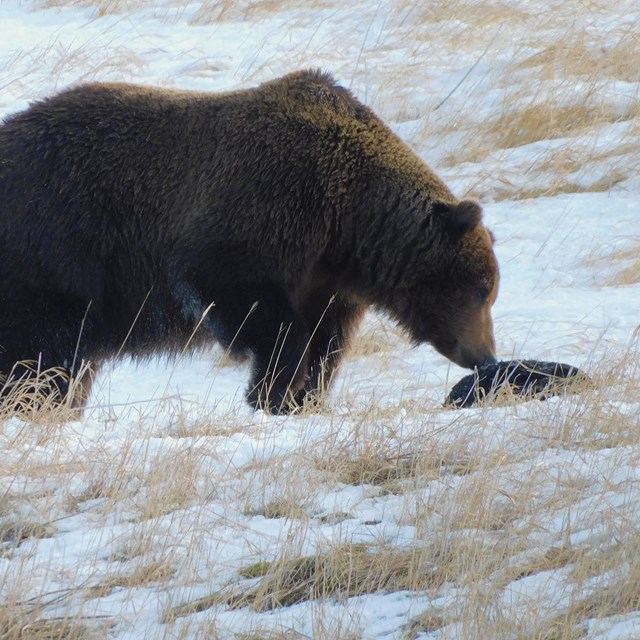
[0,69,498,414]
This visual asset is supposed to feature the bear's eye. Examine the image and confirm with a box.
[474,287,490,305]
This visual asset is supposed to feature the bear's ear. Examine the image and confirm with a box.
[435,199,483,238]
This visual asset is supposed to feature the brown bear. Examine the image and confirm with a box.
[0,69,498,415]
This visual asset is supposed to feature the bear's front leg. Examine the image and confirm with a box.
[200,281,311,414]
[247,319,310,414]
[293,294,365,409]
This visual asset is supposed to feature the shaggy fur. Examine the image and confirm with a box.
[0,69,499,413]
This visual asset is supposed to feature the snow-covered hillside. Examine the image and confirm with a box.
[1,1,640,638]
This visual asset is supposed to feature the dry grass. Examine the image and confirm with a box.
[84,560,175,599]
[489,103,604,151]
[593,242,640,286]
[244,499,307,520]
[0,365,86,425]
[442,82,640,193]
[35,0,330,22]
[168,543,448,617]
[403,533,640,639]
[403,610,450,640]
[232,631,309,640]
[401,1,640,200]
[583,235,640,290]
[319,445,477,491]
[4,347,640,638]
[0,518,54,549]
[3,0,640,638]
[329,453,421,487]
[525,559,640,640]
[399,0,531,30]
[162,347,640,633]
[191,0,333,24]
[514,29,640,84]
[0,614,112,640]
[37,0,152,15]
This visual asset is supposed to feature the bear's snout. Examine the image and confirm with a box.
[449,308,497,370]
[454,344,498,370]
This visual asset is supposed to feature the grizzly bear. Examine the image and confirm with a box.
[0,69,498,415]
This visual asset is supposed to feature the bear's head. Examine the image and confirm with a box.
[393,199,499,370]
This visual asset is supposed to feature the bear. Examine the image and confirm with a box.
[0,69,499,415]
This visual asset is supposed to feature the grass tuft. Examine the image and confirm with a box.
[168,543,448,617]
[0,612,112,640]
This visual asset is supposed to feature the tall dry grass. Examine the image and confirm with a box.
[3,0,640,638]
[3,351,640,638]
[147,346,640,638]
[386,0,640,200]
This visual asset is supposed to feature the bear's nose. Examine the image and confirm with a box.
[479,353,497,368]
[455,345,497,370]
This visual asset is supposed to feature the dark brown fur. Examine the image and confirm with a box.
[0,69,498,414]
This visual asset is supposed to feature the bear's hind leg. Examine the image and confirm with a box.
[0,297,98,416]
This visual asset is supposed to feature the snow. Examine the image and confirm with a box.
[1,1,640,638]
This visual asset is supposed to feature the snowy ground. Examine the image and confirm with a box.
[1,1,640,639]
